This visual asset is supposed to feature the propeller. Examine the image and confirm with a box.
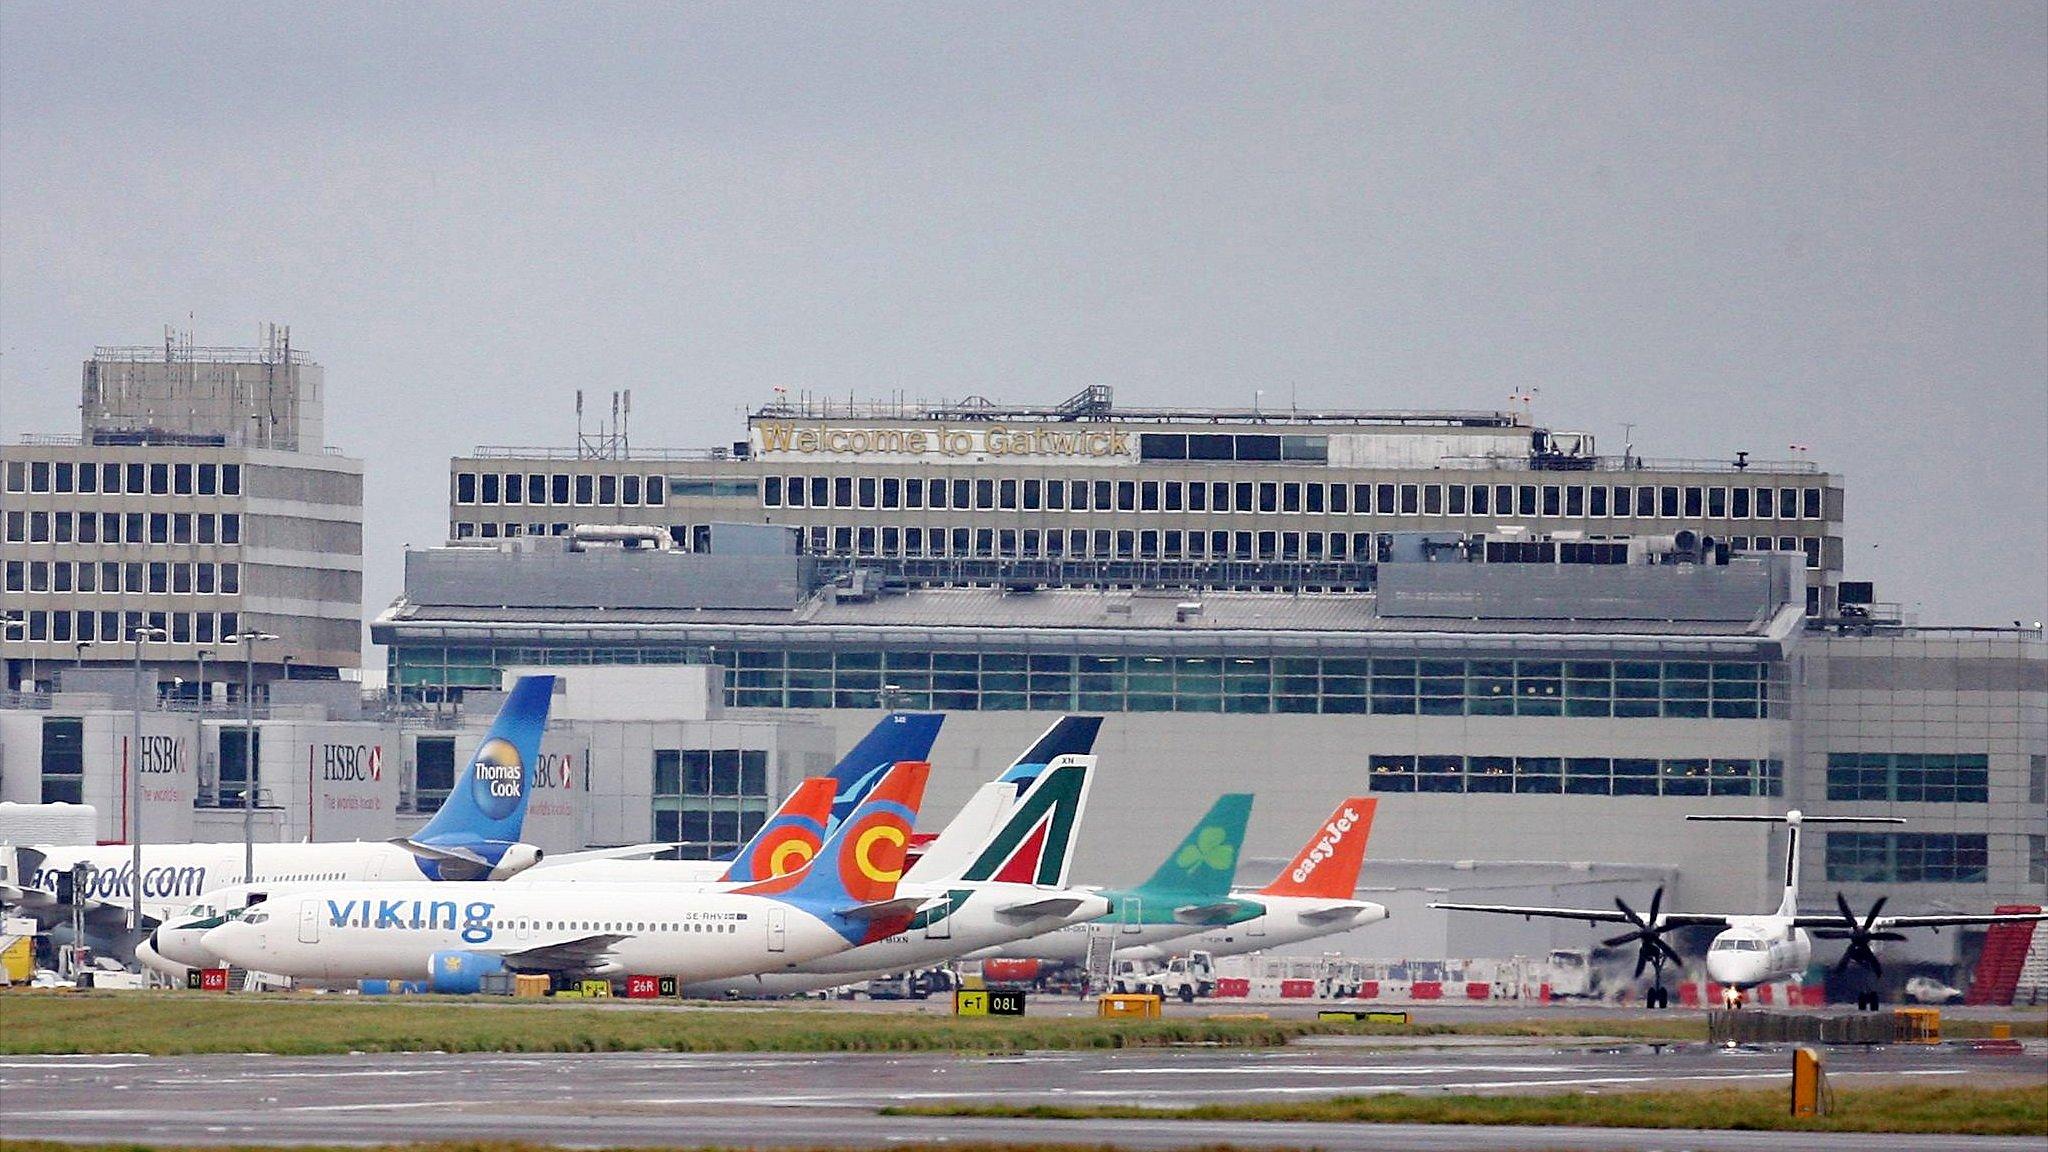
[1811,893,1907,977]
[1601,887,1684,980]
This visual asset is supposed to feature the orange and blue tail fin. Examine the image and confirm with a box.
[1259,797,1375,899]
[719,777,837,883]
[738,761,929,915]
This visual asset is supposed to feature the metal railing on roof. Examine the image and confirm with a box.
[469,445,737,461]
[1438,454,1824,475]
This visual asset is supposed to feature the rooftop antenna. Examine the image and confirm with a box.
[1621,421,1637,469]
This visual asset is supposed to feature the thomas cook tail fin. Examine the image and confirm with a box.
[1259,797,1375,899]
[404,675,556,878]
[719,777,837,883]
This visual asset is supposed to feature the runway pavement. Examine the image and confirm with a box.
[4,1041,2043,1150]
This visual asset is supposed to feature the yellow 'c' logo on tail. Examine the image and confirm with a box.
[853,824,908,883]
[768,839,816,877]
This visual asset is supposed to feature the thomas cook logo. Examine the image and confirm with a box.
[1177,826,1235,875]
[468,738,525,821]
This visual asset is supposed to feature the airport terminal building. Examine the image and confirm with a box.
[364,393,2038,976]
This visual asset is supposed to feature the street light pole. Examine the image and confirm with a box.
[128,623,167,933]
[194,648,212,803]
[227,630,279,882]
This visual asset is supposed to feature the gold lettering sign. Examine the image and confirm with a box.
[754,422,1134,461]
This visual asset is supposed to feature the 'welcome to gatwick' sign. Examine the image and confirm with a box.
[753,422,1136,464]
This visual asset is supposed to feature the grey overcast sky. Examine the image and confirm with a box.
[3,2,2044,646]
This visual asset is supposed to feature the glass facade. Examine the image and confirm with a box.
[1367,754,1782,797]
[651,747,772,859]
[390,644,1778,718]
[1825,753,1989,803]
[1824,832,1989,883]
[40,716,83,804]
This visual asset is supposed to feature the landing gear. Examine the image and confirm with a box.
[1646,985,1670,1010]
[1723,987,1746,1010]
[1855,990,1882,1011]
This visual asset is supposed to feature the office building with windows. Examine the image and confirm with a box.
[447,388,1848,615]
[2,331,364,699]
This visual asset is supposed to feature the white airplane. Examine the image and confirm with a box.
[8,675,560,939]
[199,761,934,987]
[145,712,952,972]
[678,757,1111,997]
[1114,796,1388,963]
[1432,811,2048,1009]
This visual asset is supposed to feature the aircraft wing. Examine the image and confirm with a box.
[837,895,933,921]
[545,844,678,864]
[494,933,631,972]
[1298,900,1381,924]
[1793,910,2048,931]
[1430,902,1732,928]
[994,894,1093,920]
[390,838,491,867]
[1174,901,1255,925]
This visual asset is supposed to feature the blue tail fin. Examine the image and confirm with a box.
[825,712,943,827]
[996,715,1102,787]
[407,675,556,877]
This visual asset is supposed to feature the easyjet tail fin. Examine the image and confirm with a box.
[1259,797,1375,899]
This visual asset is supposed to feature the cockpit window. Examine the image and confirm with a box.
[244,911,270,925]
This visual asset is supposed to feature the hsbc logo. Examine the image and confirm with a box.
[321,744,384,783]
[139,735,187,775]
[533,752,577,790]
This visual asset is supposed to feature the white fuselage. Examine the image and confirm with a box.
[199,882,863,983]
[682,883,1110,996]
[1702,917,1813,989]
[16,841,437,927]
[1112,894,1390,963]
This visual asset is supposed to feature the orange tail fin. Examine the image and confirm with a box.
[1259,797,1375,898]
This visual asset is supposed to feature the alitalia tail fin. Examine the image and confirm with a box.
[953,757,1095,887]
[1259,797,1375,899]
[719,777,837,883]
[1140,793,1253,898]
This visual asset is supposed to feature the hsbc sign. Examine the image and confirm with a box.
[320,743,384,783]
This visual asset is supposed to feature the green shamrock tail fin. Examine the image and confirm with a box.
[1139,793,1254,897]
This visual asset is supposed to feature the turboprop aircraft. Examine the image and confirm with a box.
[199,761,933,987]
[1116,796,1388,962]
[1432,811,2048,1009]
[680,756,1110,996]
[967,793,1264,965]
[9,675,559,939]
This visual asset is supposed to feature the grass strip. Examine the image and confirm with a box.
[3,991,2037,1054]
[4,1131,1261,1139]
[3,1144,1270,1152]
[886,1083,2048,1137]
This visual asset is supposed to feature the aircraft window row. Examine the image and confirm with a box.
[4,608,240,647]
[6,560,241,596]
[759,475,1828,522]
[1366,754,1784,797]
[1824,832,1988,884]
[452,471,683,507]
[389,646,1779,720]
[472,920,738,935]
[445,520,1828,572]
[1825,753,1989,804]
[4,510,242,546]
[5,460,242,497]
